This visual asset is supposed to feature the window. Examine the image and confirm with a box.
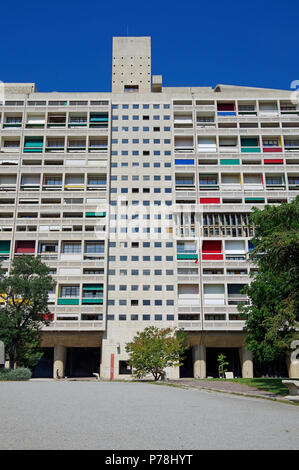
[85,242,104,253]
[40,243,58,253]
[124,85,139,93]
[62,242,81,253]
[60,286,79,297]
[119,361,132,375]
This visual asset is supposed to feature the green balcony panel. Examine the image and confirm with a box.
[220,159,240,165]
[24,141,43,147]
[82,298,103,304]
[177,254,198,260]
[0,241,11,254]
[83,285,103,290]
[245,198,265,202]
[57,298,79,305]
[241,148,261,153]
[24,138,43,152]
[85,212,106,217]
[90,117,108,122]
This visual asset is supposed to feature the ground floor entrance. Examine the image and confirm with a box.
[40,331,103,378]
[65,347,101,377]
[32,348,54,378]
[206,347,241,378]
[179,347,193,378]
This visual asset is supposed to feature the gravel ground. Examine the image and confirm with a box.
[0,381,298,450]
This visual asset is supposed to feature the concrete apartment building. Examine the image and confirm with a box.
[0,37,298,379]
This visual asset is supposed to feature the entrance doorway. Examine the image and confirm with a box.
[179,347,193,378]
[65,347,101,377]
[206,347,241,378]
[32,348,54,378]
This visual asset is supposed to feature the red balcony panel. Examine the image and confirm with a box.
[15,241,35,254]
[43,313,54,321]
[202,240,222,253]
[264,159,283,164]
[217,103,235,111]
[262,147,282,153]
[202,254,223,260]
[200,197,220,204]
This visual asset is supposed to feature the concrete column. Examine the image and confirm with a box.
[286,355,299,378]
[240,346,253,378]
[193,344,206,379]
[53,345,66,379]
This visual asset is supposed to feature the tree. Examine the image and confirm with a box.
[125,326,188,381]
[238,196,299,364]
[217,353,229,379]
[0,255,55,369]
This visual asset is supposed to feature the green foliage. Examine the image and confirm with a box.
[217,353,229,378]
[0,255,55,369]
[125,326,188,381]
[239,196,299,362]
[0,367,32,381]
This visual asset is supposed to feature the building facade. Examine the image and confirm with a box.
[1,37,298,379]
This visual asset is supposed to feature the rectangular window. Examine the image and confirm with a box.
[62,242,81,253]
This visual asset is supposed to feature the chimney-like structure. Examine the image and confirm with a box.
[112,37,151,93]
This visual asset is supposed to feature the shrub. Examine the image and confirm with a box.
[0,367,31,381]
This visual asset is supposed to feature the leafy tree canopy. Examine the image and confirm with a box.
[0,255,55,368]
[239,196,299,363]
[125,326,188,381]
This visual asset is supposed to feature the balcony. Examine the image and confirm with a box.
[174,136,194,153]
[1,142,20,152]
[177,247,198,261]
[288,178,299,189]
[241,137,260,153]
[174,114,193,129]
[218,138,238,153]
[284,140,299,152]
[43,320,105,331]
[67,140,86,152]
[199,177,219,190]
[265,177,285,189]
[238,104,257,116]
[47,115,66,128]
[88,140,108,153]
[175,176,195,191]
[68,115,87,128]
[89,113,108,128]
[3,118,22,128]
[198,137,217,153]
[24,138,44,153]
[217,103,236,116]
[57,298,80,305]
[26,115,45,128]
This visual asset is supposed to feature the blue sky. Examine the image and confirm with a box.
[1,0,298,92]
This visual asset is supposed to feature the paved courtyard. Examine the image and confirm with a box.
[0,381,298,450]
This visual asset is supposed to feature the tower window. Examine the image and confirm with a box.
[124,85,139,93]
